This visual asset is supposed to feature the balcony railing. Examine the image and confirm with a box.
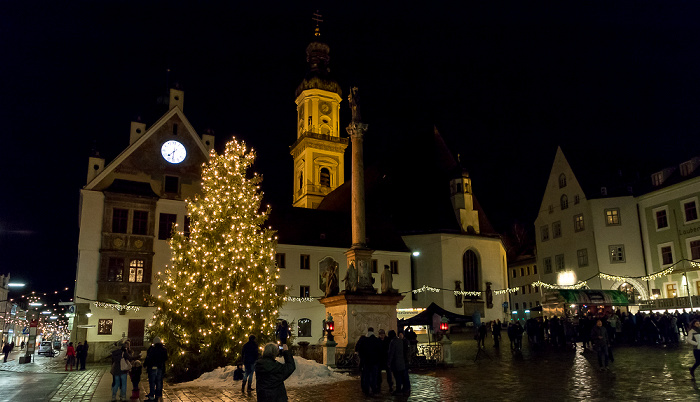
[639,295,700,311]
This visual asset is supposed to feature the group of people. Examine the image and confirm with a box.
[109,337,168,402]
[355,326,412,396]
[64,341,88,371]
[239,328,297,402]
[2,341,15,362]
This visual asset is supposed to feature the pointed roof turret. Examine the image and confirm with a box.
[295,11,342,97]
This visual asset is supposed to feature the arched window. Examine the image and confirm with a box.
[560,194,569,210]
[618,283,639,304]
[298,172,304,192]
[559,173,567,188]
[298,318,311,337]
[320,168,330,187]
[463,250,479,298]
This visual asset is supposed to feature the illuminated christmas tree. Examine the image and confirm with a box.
[150,138,281,380]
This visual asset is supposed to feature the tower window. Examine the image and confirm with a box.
[320,168,330,187]
[298,172,304,193]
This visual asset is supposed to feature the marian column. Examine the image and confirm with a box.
[345,87,375,293]
[319,87,403,351]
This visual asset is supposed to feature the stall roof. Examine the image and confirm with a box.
[544,289,629,306]
[399,302,473,326]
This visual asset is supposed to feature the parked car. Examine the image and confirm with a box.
[38,341,54,356]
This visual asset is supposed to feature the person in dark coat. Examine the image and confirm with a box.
[145,337,168,401]
[242,335,259,393]
[79,340,89,370]
[255,343,295,402]
[2,342,10,362]
[355,327,382,395]
[591,319,610,370]
[492,320,501,348]
[477,323,487,348]
[388,330,410,396]
[377,329,393,392]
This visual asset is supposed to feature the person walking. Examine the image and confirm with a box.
[687,319,700,378]
[111,340,132,402]
[377,329,393,392]
[492,320,501,348]
[255,343,295,402]
[591,319,610,371]
[242,335,259,393]
[2,342,10,363]
[145,337,168,401]
[75,342,83,370]
[355,327,382,395]
[65,342,76,371]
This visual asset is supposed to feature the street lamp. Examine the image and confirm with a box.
[440,316,449,332]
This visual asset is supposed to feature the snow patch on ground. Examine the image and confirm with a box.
[171,356,353,389]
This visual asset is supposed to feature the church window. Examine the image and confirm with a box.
[132,210,148,235]
[390,260,399,275]
[462,250,479,296]
[300,285,310,298]
[298,318,312,337]
[320,168,330,187]
[128,259,144,283]
[560,195,569,210]
[276,253,286,268]
[112,208,128,233]
[158,213,177,240]
[107,257,124,282]
[300,254,310,270]
[559,173,567,188]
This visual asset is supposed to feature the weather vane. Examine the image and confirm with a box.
[312,10,323,37]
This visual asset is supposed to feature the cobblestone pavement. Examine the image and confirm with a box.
[162,339,700,402]
[3,338,700,401]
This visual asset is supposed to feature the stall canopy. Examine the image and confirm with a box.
[545,289,629,306]
[399,302,473,326]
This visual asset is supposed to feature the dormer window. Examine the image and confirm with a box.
[652,172,664,186]
[559,173,567,188]
[601,187,608,196]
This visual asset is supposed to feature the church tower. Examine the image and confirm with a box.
[290,14,348,209]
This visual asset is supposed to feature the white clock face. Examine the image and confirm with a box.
[161,140,186,164]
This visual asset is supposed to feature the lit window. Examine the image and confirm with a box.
[605,209,620,226]
[574,214,585,232]
[128,259,144,282]
[298,318,312,337]
[98,319,113,335]
[666,283,677,298]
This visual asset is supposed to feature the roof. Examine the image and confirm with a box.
[267,205,409,252]
[557,145,637,200]
[398,302,473,326]
[543,289,629,306]
[318,126,499,237]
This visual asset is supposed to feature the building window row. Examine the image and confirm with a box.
[107,257,147,283]
[112,208,151,236]
[512,265,537,278]
[276,253,400,275]
[654,199,699,231]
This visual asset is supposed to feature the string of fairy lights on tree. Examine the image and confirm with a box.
[148,138,282,372]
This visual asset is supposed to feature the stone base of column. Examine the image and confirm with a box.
[440,337,453,366]
[322,338,338,367]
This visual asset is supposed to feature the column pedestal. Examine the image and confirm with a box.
[322,338,337,367]
[319,293,405,348]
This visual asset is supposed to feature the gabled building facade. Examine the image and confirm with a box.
[535,147,647,301]
[73,89,214,360]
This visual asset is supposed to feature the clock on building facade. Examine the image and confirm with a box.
[161,140,186,164]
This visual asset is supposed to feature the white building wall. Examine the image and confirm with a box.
[75,190,105,302]
[276,244,412,345]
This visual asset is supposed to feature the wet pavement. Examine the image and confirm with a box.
[163,335,700,402]
[1,336,700,401]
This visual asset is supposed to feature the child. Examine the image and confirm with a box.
[233,363,244,381]
[130,359,143,400]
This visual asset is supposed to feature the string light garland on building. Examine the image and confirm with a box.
[453,290,482,297]
[494,287,518,295]
[412,285,441,294]
[531,280,588,290]
[93,301,140,312]
[640,266,675,282]
[283,297,316,303]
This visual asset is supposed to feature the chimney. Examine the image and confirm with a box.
[169,88,184,111]
[202,129,215,155]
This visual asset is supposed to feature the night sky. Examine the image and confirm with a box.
[2,1,700,293]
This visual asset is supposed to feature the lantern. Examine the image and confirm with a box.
[326,320,334,332]
[440,316,449,332]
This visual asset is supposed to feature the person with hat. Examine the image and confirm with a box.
[145,337,168,401]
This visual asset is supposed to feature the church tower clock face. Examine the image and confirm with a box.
[161,140,186,164]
